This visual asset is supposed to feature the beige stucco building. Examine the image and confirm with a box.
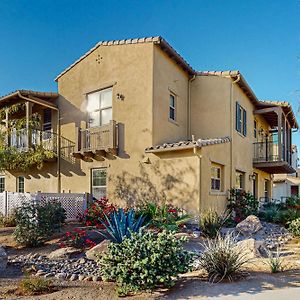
[0,36,298,216]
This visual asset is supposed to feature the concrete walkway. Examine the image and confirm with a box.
[208,287,300,299]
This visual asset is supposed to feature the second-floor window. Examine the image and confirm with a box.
[87,88,112,127]
[169,94,176,121]
[236,102,247,136]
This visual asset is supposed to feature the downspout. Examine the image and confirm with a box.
[17,92,61,193]
[188,74,196,139]
[193,135,202,217]
[229,75,241,188]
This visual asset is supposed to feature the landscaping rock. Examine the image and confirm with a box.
[235,238,263,259]
[85,240,110,261]
[236,215,263,236]
[48,247,81,260]
[0,246,8,272]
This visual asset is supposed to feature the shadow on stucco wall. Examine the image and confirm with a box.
[111,159,198,212]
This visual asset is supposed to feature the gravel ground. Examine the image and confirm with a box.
[1,224,300,299]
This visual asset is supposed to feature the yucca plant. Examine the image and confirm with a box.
[198,233,251,282]
[97,208,147,243]
[199,209,228,238]
[266,248,286,273]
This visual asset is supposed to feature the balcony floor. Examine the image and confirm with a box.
[253,160,295,174]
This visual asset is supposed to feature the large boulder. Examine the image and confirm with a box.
[0,246,8,272]
[85,240,110,261]
[236,215,263,236]
[48,247,81,260]
[235,238,264,259]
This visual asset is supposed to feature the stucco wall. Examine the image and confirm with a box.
[152,46,189,145]
[190,76,231,139]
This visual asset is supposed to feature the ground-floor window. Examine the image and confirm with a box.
[91,168,107,200]
[235,170,245,190]
[211,164,222,191]
[0,176,5,193]
[17,176,25,193]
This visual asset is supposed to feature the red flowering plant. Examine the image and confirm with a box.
[59,228,96,249]
[78,197,117,228]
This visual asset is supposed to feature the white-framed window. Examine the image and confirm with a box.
[17,176,25,193]
[169,93,176,121]
[235,171,245,190]
[236,102,247,136]
[211,165,222,191]
[0,176,5,193]
[91,168,107,200]
[86,88,112,128]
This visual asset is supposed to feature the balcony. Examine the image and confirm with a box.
[253,140,295,174]
[73,120,118,161]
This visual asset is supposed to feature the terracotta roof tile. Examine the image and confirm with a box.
[145,137,230,153]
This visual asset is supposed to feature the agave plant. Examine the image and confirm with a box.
[97,208,147,243]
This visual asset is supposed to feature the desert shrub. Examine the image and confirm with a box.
[199,210,228,238]
[227,189,258,222]
[288,218,300,237]
[0,212,17,227]
[59,228,96,249]
[198,233,250,282]
[13,201,66,247]
[79,197,117,227]
[259,204,281,223]
[97,208,146,243]
[98,231,193,296]
[18,277,52,295]
[266,248,286,273]
[136,201,190,231]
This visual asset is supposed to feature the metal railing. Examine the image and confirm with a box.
[7,129,58,153]
[75,120,118,153]
[253,140,291,164]
[4,129,75,162]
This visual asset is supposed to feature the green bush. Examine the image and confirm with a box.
[0,212,17,227]
[18,277,53,295]
[227,189,259,222]
[198,233,250,282]
[136,201,190,231]
[98,231,193,296]
[13,201,66,247]
[288,218,300,237]
[199,210,228,238]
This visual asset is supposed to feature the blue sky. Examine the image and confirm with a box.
[0,0,299,145]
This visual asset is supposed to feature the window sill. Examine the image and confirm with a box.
[236,131,246,138]
[209,191,227,196]
[168,118,179,126]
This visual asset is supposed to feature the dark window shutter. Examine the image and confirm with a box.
[235,102,239,132]
[243,109,247,136]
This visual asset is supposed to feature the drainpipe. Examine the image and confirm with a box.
[193,135,202,217]
[229,75,241,188]
[188,75,196,139]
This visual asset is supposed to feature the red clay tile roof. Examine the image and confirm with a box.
[145,137,230,153]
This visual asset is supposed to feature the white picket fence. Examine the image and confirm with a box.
[0,192,88,221]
